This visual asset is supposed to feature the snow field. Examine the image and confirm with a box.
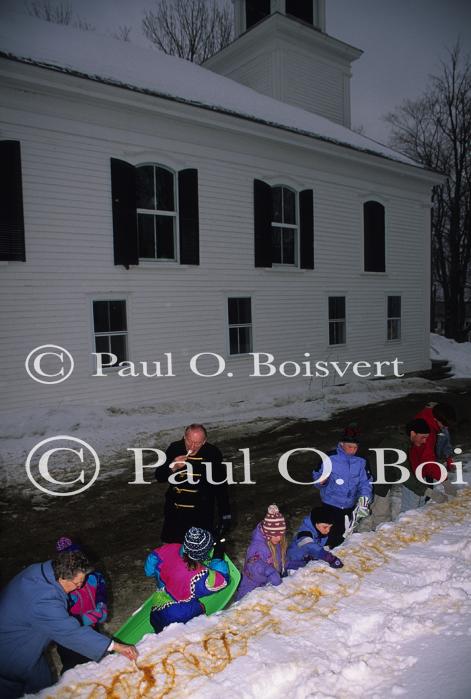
[1,376,443,491]
[39,489,471,699]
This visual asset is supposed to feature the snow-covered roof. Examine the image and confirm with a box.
[0,11,420,169]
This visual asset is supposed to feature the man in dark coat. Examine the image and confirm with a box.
[0,550,137,699]
[155,423,231,542]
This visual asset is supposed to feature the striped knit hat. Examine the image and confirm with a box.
[261,504,286,537]
[183,527,213,561]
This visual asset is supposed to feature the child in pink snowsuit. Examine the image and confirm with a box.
[55,537,108,672]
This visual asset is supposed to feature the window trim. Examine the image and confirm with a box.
[136,163,179,262]
[226,295,254,357]
[386,294,402,343]
[271,184,299,267]
[328,294,347,347]
[362,198,386,274]
[90,295,130,373]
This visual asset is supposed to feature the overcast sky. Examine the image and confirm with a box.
[3,0,471,143]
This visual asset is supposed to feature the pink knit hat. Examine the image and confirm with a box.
[261,504,286,537]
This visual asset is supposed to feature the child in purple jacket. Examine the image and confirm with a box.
[236,504,288,601]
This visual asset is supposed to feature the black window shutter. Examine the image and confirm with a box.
[254,179,272,268]
[178,169,199,265]
[364,201,385,272]
[299,189,314,269]
[110,158,138,268]
[0,140,26,261]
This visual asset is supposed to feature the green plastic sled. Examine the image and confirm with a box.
[115,555,240,645]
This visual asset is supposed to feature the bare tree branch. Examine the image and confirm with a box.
[112,25,132,42]
[385,43,471,340]
[142,0,233,64]
[25,1,94,31]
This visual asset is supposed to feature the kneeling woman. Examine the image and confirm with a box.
[145,527,229,633]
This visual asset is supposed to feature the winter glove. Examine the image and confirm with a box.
[424,487,447,504]
[323,551,344,569]
[343,512,356,539]
[355,495,370,521]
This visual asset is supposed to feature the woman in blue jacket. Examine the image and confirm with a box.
[313,426,373,547]
[0,550,136,698]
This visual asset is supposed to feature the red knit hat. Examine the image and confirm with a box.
[261,504,286,537]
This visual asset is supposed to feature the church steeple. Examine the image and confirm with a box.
[205,0,360,128]
[234,0,326,36]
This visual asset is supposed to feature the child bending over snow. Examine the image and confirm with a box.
[235,504,288,601]
[287,506,344,570]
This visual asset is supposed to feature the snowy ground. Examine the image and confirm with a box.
[32,487,471,699]
[431,333,471,378]
[0,376,444,490]
[2,335,469,493]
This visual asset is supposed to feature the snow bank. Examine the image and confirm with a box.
[32,487,471,698]
[0,10,419,168]
[0,376,441,483]
[431,333,471,378]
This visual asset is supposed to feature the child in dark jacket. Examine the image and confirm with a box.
[55,537,108,672]
[287,507,344,570]
[145,527,229,634]
[235,504,288,601]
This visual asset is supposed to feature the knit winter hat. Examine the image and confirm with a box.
[183,527,213,561]
[310,506,336,526]
[56,536,80,553]
[407,418,430,435]
[341,424,360,444]
[261,504,286,537]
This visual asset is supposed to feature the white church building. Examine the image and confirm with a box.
[0,1,439,413]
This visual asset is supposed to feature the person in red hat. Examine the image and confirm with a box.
[235,504,288,601]
[409,403,457,495]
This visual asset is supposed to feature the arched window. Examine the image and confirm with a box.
[253,179,313,269]
[363,200,385,272]
[136,165,177,260]
[272,185,297,265]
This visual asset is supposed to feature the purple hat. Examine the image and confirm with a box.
[56,536,80,553]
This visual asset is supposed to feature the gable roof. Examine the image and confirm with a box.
[0,10,421,169]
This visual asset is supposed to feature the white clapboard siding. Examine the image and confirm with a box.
[281,46,346,124]
[0,69,433,413]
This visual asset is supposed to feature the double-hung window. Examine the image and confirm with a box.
[328,296,346,345]
[228,298,253,355]
[136,165,177,260]
[387,296,401,341]
[272,185,298,265]
[93,300,128,366]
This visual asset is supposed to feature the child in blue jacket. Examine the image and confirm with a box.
[287,507,343,570]
[313,425,373,547]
